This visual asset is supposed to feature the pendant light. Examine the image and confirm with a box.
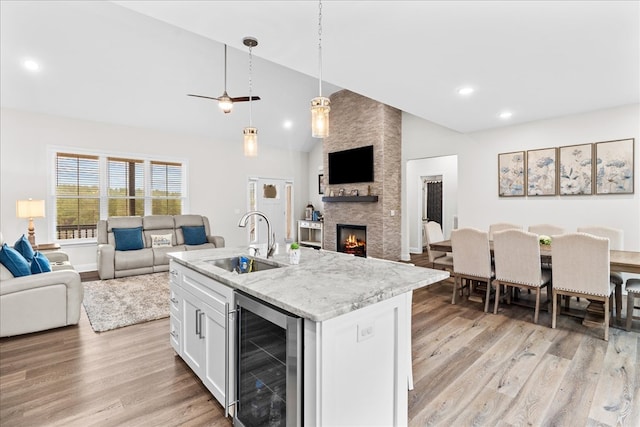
[311,0,330,138]
[243,36,258,157]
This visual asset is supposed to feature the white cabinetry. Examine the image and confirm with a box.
[169,260,234,415]
[298,220,323,248]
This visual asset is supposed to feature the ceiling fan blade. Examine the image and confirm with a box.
[187,94,221,101]
[230,96,261,102]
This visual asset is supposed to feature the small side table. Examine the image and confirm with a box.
[32,243,61,252]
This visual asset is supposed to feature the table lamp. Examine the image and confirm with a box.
[16,199,45,246]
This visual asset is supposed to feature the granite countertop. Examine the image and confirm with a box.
[168,247,449,322]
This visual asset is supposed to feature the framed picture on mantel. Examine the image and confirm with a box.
[318,174,325,194]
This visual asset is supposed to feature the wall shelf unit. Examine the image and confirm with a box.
[321,196,379,203]
[298,220,323,248]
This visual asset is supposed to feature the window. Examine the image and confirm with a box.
[56,153,100,239]
[52,150,186,241]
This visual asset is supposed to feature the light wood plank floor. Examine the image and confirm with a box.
[1,261,639,426]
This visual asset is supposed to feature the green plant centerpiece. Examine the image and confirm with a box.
[538,235,552,245]
[289,242,301,264]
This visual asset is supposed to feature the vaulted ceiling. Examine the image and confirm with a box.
[2,1,638,152]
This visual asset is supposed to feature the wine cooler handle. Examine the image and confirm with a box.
[224,302,230,417]
[195,308,201,337]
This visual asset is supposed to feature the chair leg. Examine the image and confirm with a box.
[533,288,540,324]
[626,293,634,331]
[452,276,458,305]
[552,290,557,329]
[604,296,610,342]
[493,281,501,314]
[484,279,491,313]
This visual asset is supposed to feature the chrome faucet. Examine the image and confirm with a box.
[238,211,276,258]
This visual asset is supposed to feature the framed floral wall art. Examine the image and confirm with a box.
[526,148,557,196]
[559,143,592,195]
[595,138,634,194]
[498,151,525,197]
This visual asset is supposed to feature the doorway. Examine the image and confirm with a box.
[247,177,294,252]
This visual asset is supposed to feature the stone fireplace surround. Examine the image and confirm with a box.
[322,90,402,260]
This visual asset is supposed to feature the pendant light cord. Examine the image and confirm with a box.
[318,0,323,97]
[248,43,253,125]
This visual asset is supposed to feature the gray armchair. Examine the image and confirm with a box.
[0,251,82,337]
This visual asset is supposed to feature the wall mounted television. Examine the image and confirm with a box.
[328,145,374,185]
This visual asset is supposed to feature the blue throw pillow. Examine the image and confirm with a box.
[31,251,52,274]
[113,227,144,251]
[14,234,35,262]
[0,243,32,277]
[182,225,207,245]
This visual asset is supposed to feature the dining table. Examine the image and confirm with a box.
[429,240,640,327]
[429,240,640,274]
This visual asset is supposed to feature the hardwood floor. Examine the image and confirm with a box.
[1,260,639,426]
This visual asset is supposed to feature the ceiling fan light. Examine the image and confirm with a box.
[311,96,330,138]
[219,96,233,114]
[243,127,258,157]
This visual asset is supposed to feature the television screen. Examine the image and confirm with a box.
[328,145,374,185]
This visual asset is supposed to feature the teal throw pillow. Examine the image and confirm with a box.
[14,234,35,262]
[182,225,207,245]
[31,251,52,274]
[0,243,32,277]
[113,227,144,251]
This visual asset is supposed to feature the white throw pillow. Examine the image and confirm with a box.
[151,233,173,248]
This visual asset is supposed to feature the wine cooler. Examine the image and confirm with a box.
[234,291,302,427]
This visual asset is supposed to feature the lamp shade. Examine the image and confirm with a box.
[311,96,330,138]
[243,127,258,157]
[16,199,45,219]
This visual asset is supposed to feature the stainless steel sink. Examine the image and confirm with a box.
[206,256,281,273]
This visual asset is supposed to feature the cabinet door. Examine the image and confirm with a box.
[182,295,205,376]
[202,304,227,407]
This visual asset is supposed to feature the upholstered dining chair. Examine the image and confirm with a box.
[424,221,454,272]
[551,233,615,341]
[625,278,640,332]
[492,229,552,323]
[528,224,566,236]
[577,226,624,321]
[489,223,523,240]
[450,228,494,312]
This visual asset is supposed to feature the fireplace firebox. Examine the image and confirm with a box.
[337,224,367,257]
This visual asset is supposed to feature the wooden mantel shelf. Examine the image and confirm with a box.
[321,196,379,203]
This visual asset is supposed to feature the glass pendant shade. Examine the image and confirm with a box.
[311,96,330,138]
[218,93,233,114]
[243,127,258,157]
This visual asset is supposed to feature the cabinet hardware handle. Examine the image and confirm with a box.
[195,309,201,336]
[170,330,178,339]
[199,311,205,339]
[170,270,178,276]
[170,297,179,304]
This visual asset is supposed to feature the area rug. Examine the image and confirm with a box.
[82,272,170,332]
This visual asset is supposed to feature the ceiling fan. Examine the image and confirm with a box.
[188,42,261,114]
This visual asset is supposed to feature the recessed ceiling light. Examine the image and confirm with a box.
[499,111,513,119]
[457,87,474,96]
[23,59,40,71]
[283,120,293,129]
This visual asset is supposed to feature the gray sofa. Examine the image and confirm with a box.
[97,215,224,279]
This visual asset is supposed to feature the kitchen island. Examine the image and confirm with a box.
[168,247,449,426]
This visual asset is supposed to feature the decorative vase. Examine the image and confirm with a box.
[289,249,300,265]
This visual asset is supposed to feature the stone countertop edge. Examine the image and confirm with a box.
[168,247,449,322]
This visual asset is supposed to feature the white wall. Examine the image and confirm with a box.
[0,108,310,271]
[402,104,640,259]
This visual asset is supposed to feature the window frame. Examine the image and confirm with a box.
[48,146,188,244]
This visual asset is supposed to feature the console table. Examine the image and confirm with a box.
[298,220,323,248]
